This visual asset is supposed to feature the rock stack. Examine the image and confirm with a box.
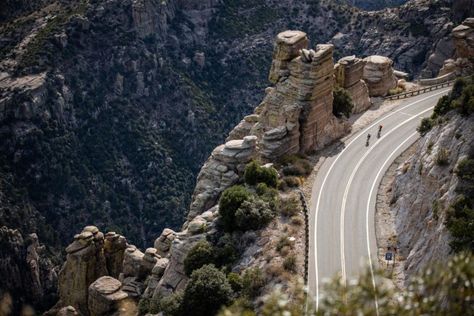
[335,56,372,113]
[439,18,474,76]
[268,30,309,83]
[58,226,108,315]
[104,232,127,279]
[362,55,398,97]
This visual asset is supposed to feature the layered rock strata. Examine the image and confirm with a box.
[335,55,372,113]
[363,55,398,97]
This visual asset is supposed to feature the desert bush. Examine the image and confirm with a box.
[290,216,303,226]
[182,264,234,316]
[235,197,275,231]
[184,240,215,276]
[333,87,354,118]
[219,185,252,231]
[241,267,265,298]
[417,117,433,136]
[276,235,293,253]
[283,254,297,272]
[213,233,239,268]
[388,87,404,95]
[435,147,450,166]
[282,176,301,188]
[280,194,301,217]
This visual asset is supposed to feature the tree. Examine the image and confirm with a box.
[219,185,251,231]
[333,87,354,118]
[184,240,215,276]
[182,264,234,316]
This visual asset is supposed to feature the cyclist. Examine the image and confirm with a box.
[378,125,383,138]
[366,133,371,146]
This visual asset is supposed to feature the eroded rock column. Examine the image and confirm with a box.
[363,55,397,97]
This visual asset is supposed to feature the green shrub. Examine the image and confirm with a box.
[138,297,151,315]
[435,148,450,166]
[455,84,474,116]
[256,183,269,196]
[456,158,474,183]
[283,254,297,272]
[159,291,184,316]
[244,161,278,187]
[235,197,274,231]
[227,272,243,292]
[433,95,452,118]
[213,234,239,268]
[182,264,234,316]
[417,117,433,136]
[452,78,467,100]
[290,216,303,226]
[333,87,354,118]
[242,267,265,298]
[184,240,215,276]
[446,195,474,252]
[219,185,252,231]
[281,157,312,177]
[244,161,260,185]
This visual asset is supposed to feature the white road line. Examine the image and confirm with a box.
[365,131,419,316]
[312,89,449,311]
[340,105,434,314]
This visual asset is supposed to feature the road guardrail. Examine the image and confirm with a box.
[384,80,455,101]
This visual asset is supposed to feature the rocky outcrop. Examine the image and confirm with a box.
[57,226,108,315]
[187,136,258,219]
[0,227,57,313]
[268,31,309,84]
[154,228,176,257]
[335,56,372,113]
[363,55,398,97]
[439,18,474,76]
[390,113,474,278]
[131,0,177,39]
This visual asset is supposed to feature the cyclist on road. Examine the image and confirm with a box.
[378,125,383,138]
[366,133,371,146]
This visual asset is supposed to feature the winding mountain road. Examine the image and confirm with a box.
[307,88,452,311]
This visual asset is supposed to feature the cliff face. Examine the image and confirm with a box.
[390,113,474,278]
[0,226,57,313]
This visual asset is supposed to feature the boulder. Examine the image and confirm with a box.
[87,276,128,316]
[363,55,397,97]
[139,248,159,279]
[57,306,79,316]
[154,228,176,257]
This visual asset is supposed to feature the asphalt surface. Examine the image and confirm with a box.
[307,88,452,310]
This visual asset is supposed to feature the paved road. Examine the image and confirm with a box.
[307,88,451,310]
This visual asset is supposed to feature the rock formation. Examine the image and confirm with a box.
[363,55,398,97]
[390,113,474,278]
[103,232,127,279]
[335,56,372,113]
[439,18,474,76]
[0,227,57,313]
[188,136,258,219]
[87,276,131,316]
[57,226,108,315]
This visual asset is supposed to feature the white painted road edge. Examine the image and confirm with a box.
[365,130,420,316]
[312,88,450,312]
